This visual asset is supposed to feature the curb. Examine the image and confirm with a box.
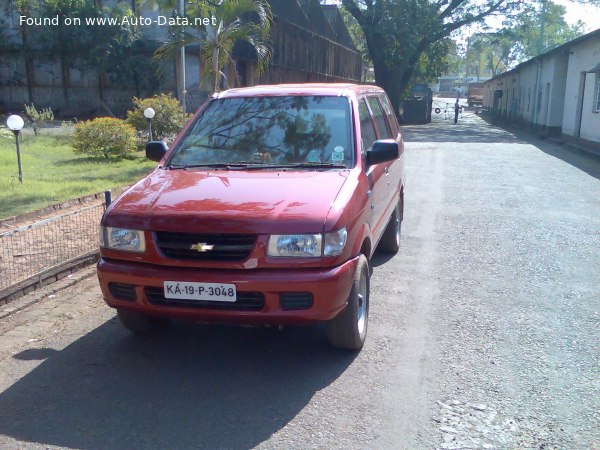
[0,186,126,229]
[547,137,600,158]
[0,252,99,305]
[0,265,97,320]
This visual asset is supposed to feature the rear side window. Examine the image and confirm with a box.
[359,100,377,156]
[367,96,392,139]
[378,95,399,136]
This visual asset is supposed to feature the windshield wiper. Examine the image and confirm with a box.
[166,161,346,170]
[274,162,346,169]
[166,162,256,170]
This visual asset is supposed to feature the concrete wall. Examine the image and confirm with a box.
[0,0,361,118]
[562,36,600,144]
[484,29,600,145]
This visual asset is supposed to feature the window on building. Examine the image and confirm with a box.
[595,76,600,112]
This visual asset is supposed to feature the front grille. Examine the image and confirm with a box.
[280,292,314,311]
[109,283,137,301]
[155,232,256,261]
[145,287,265,311]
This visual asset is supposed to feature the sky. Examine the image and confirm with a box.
[321,0,600,33]
[553,0,600,32]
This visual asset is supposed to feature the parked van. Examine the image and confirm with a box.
[97,83,405,349]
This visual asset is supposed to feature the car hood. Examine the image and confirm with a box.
[104,168,350,234]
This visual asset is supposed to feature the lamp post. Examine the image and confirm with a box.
[7,114,24,183]
[178,0,187,128]
[144,107,155,142]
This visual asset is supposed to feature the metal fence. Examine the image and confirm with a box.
[0,203,105,295]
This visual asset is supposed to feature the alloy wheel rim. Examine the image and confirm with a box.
[356,271,368,336]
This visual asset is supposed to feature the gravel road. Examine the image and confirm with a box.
[0,112,598,449]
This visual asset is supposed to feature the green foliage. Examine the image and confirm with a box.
[339,7,373,82]
[502,1,586,62]
[413,38,451,85]
[0,129,14,140]
[0,134,156,218]
[459,1,586,81]
[73,118,137,159]
[15,0,148,101]
[341,0,520,113]
[155,0,272,92]
[24,104,54,136]
[126,94,187,142]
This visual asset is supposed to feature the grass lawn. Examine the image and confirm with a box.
[0,133,157,219]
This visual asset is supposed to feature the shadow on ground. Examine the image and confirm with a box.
[403,112,600,180]
[477,114,600,180]
[402,113,527,144]
[0,319,355,449]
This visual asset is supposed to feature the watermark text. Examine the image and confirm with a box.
[19,15,217,27]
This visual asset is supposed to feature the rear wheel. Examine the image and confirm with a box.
[378,199,402,253]
[117,309,167,334]
[326,255,369,350]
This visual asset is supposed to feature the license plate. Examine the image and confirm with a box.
[164,281,237,302]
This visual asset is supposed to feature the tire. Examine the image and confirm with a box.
[326,254,369,350]
[378,200,401,253]
[117,309,167,334]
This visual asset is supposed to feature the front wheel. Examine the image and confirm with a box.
[378,199,402,253]
[326,255,370,350]
[117,309,168,334]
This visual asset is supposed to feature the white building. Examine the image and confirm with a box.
[484,28,600,152]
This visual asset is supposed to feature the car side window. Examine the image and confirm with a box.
[359,99,377,158]
[367,96,392,139]
[379,95,399,137]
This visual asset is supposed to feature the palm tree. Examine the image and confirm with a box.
[155,0,272,93]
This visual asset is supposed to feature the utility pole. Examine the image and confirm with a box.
[180,0,187,127]
[531,0,547,131]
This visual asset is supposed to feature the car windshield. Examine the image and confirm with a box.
[167,95,353,169]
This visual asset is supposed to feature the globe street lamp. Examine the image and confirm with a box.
[7,114,25,183]
[144,107,155,142]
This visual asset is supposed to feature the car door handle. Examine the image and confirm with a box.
[385,167,389,175]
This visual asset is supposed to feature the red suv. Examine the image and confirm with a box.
[97,83,405,349]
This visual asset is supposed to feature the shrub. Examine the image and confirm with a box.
[0,128,14,140]
[126,94,188,142]
[24,103,54,136]
[72,117,137,159]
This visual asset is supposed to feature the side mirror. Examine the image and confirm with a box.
[146,141,168,162]
[366,139,399,167]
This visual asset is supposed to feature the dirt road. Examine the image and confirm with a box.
[0,113,598,449]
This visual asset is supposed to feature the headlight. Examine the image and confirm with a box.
[267,228,347,258]
[99,226,146,253]
[267,234,322,257]
[323,228,347,256]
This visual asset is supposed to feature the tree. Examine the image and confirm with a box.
[502,1,585,62]
[341,0,521,114]
[464,33,514,80]
[33,0,98,104]
[155,0,272,93]
[339,6,373,82]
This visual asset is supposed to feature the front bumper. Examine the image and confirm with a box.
[96,256,358,325]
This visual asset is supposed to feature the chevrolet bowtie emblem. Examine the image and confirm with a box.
[190,243,214,252]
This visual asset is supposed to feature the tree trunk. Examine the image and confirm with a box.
[25,58,35,104]
[369,48,407,117]
[19,16,35,104]
[98,71,106,100]
[212,48,219,92]
[61,57,70,106]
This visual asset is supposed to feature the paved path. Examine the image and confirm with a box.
[0,113,598,449]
